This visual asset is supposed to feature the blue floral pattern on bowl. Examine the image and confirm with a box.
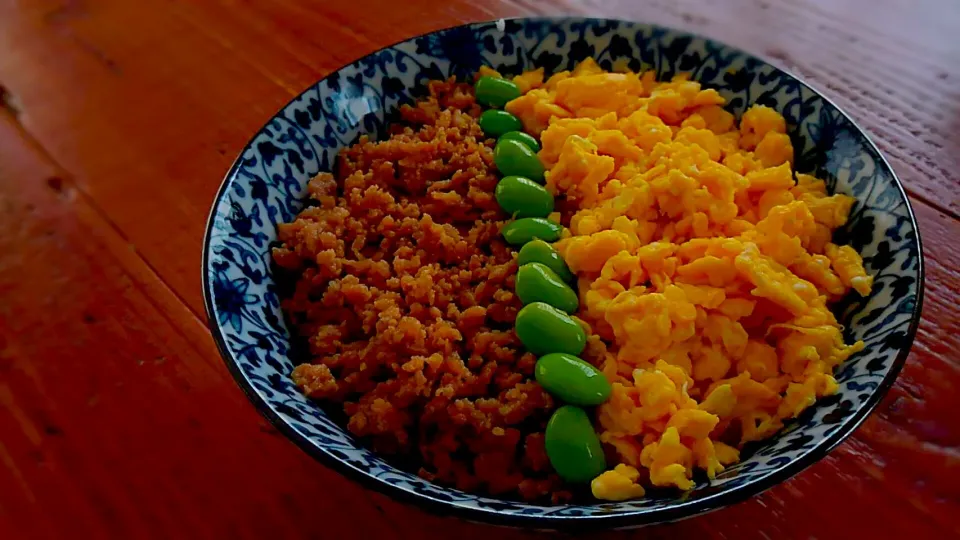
[202,17,923,529]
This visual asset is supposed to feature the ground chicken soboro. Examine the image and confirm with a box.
[272,80,569,502]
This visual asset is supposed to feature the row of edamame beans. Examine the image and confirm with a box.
[476,75,613,485]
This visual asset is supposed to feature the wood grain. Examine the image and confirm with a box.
[1,0,956,312]
[0,0,957,538]
[0,108,421,540]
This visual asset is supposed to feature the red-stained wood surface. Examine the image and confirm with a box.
[0,1,957,538]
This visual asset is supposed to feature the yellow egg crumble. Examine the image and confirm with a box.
[503,59,873,501]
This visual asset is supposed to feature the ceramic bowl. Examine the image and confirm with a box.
[201,17,923,530]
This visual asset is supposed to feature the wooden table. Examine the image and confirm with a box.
[1,1,957,538]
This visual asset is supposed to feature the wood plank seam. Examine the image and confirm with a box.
[0,99,419,538]
[0,91,209,335]
[0,2,956,536]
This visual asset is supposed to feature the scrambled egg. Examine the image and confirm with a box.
[591,464,646,501]
[504,59,872,500]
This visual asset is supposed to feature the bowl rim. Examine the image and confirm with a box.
[200,16,925,530]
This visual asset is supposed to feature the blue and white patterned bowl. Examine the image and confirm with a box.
[202,17,923,530]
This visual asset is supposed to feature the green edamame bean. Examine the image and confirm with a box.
[475,76,522,108]
[495,176,554,218]
[479,110,523,138]
[499,130,540,152]
[494,139,545,183]
[501,217,562,245]
[518,239,575,283]
[516,263,578,314]
[545,405,606,483]
[515,302,586,356]
[536,353,611,406]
